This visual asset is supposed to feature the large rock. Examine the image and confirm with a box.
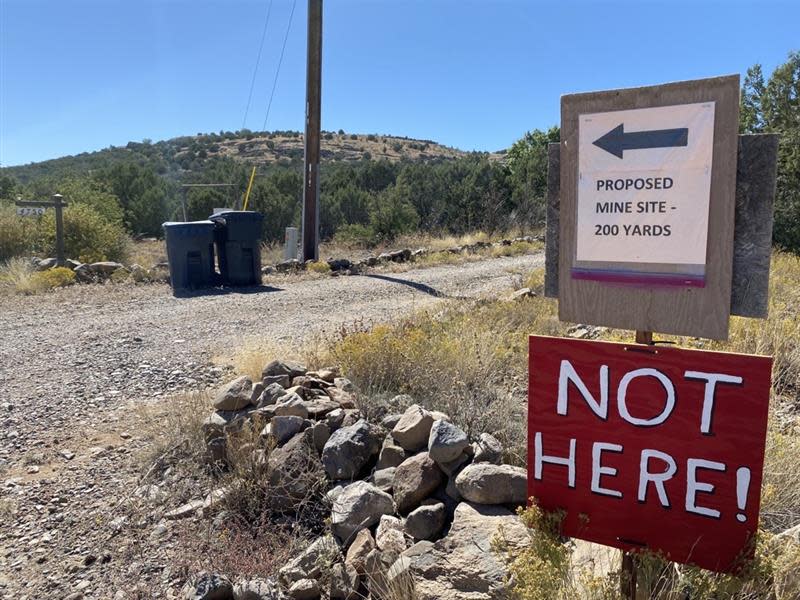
[427,420,469,464]
[372,467,395,493]
[375,514,408,561]
[262,415,306,445]
[266,430,324,511]
[280,535,340,583]
[89,261,125,275]
[376,436,406,470]
[182,572,234,600]
[405,501,446,541]
[455,464,527,505]
[262,359,306,380]
[213,376,253,411]
[302,398,341,419]
[326,387,356,409]
[472,433,503,464]
[256,383,287,408]
[287,578,319,600]
[321,419,383,480]
[345,528,375,574]
[331,481,394,543]
[329,562,359,600]
[391,405,434,451]
[393,452,443,514]
[274,393,309,419]
[402,502,530,600]
[232,578,282,600]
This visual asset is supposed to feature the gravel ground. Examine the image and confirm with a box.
[0,253,542,599]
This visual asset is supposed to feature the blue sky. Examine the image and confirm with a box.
[1,0,797,166]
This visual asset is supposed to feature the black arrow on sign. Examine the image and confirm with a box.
[593,123,688,158]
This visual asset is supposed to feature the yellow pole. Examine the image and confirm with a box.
[242,166,256,211]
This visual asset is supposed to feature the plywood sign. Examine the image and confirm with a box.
[528,335,772,573]
[559,75,740,340]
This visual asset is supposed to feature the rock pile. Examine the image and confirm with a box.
[29,256,169,283]
[191,361,531,600]
[266,235,543,277]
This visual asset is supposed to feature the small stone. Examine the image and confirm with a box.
[333,377,355,392]
[393,452,443,514]
[404,501,446,541]
[311,421,331,453]
[473,433,503,464]
[321,419,383,480]
[288,578,319,600]
[213,376,253,411]
[262,359,306,380]
[256,382,288,407]
[391,404,434,451]
[372,467,396,493]
[375,516,407,558]
[262,374,291,388]
[427,420,469,465]
[273,394,309,419]
[455,463,527,505]
[263,416,306,445]
[332,481,394,543]
[232,577,280,600]
[376,436,406,470]
[345,528,375,574]
[380,413,403,430]
[329,562,359,600]
[181,571,234,599]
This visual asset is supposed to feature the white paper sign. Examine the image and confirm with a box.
[576,102,715,266]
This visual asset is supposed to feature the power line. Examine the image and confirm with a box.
[262,0,297,132]
[242,0,274,130]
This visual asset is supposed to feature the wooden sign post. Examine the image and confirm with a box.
[559,75,740,341]
[16,194,68,266]
[532,75,780,598]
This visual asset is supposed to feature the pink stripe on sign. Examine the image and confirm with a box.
[571,268,706,288]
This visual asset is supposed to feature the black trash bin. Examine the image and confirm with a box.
[209,211,264,286]
[162,220,217,292]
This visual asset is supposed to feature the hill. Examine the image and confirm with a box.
[3,129,504,185]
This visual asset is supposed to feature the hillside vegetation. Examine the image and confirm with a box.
[0,51,797,263]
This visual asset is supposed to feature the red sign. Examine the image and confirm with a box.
[528,336,772,573]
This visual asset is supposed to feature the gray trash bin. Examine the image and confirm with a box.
[209,211,264,286]
[162,220,217,292]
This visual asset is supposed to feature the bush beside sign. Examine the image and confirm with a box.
[527,335,772,573]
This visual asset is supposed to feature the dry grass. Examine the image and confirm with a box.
[128,238,167,267]
[500,503,800,600]
[0,258,76,295]
[319,252,800,524]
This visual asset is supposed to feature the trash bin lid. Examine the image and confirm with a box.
[162,220,216,234]
[208,210,264,223]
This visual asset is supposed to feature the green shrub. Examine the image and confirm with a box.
[332,223,378,247]
[0,205,37,261]
[38,203,129,263]
[306,261,331,274]
[30,267,76,290]
[0,202,129,264]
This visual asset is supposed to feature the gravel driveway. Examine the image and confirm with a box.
[0,253,543,599]
[0,253,543,465]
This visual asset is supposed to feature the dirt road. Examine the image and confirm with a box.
[0,253,543,465]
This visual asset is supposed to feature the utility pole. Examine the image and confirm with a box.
[302,0,322,261]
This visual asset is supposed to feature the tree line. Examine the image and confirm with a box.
[0,50,797,262]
